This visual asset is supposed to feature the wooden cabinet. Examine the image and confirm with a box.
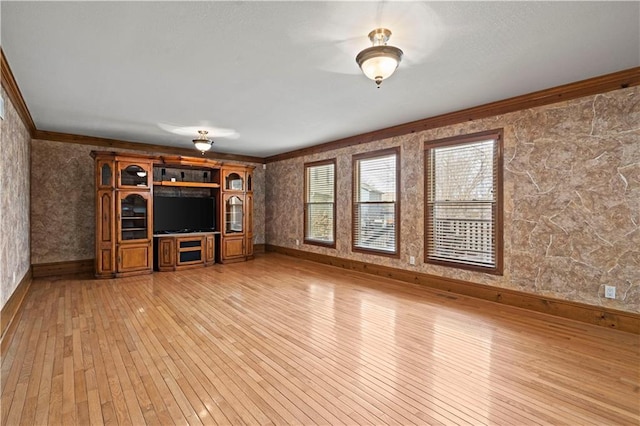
[205,234,216,265]
[220,166,255,263]
[157,237,175,270]
[177,237,204,267]
[117,161,151,189]
[245,192,254,257]
[118,243,151,273]
[154,233,218,271]
[92,152,154,278]
[95,189,115,277]
[95,158,116,277]
[92,151,254,276]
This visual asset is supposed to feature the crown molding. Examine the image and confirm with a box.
[265,67,640,163]
[2,50,263,164]
[1,49,37,135]
[4,43,637,166]
[33,130,264,164]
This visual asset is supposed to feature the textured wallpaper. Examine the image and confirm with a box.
[30,141,96,263]
[266,86,640,313]
[0,88,31,310]
[30,141,265,265]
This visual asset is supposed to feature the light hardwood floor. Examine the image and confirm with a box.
[2,253,639,425]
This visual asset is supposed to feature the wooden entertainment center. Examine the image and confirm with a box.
[91,151,255,278]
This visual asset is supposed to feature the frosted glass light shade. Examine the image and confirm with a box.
[356,45,403,87]
[193,130,213,152]
[360,51,400,79]
[193,140,212,152]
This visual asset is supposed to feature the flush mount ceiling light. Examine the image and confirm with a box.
[192,130,213,153]
[356,28,404,88]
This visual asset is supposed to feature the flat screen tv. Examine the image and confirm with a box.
[153,196,215,233]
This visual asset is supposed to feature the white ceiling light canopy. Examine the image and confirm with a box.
[356,28,403,87]
[193,130,213,153]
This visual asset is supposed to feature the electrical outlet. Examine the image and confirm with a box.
[295,239,300,246]
[409,256,416,265]
[604,285,616,299]
[12,271,16,283]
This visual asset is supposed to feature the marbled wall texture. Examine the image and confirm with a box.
[0,88,31,310]
[30,141,265,265]
[266,86,640,313]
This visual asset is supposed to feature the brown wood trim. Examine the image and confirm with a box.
[1,49,37,135]
[303,158,337,248]
[352,147,401,258]
[424,129,504,275]
[0,269,32,358]
[33,130,265,164]
[265,67,640,163]
[32,259,95,278]
[253,244,266,254]
[266,245,640,334]
[157,155,222,168]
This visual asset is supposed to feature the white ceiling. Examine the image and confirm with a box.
[2,1,639,158]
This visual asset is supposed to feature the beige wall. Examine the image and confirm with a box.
[0,88,31,310]
[266,86,640,313]
[30,140,265,264]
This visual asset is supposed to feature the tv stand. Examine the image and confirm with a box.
[154,231,220,272]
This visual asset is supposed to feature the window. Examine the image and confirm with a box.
[353,148,400,256]
[425,130,503,274]
[304,159,336,247]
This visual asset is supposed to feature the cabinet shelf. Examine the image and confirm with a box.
[153,181,220,189]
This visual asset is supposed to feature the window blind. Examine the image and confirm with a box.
[426,136,501,271]
[353,151,398,254]
[305,161,335,244]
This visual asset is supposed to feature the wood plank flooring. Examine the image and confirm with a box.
[2,253,639,425]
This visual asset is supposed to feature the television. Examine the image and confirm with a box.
[153,196,216,233]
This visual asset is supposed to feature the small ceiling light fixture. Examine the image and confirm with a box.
[192,130,213,153]
[356,28,403,88]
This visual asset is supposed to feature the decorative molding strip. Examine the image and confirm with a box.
[253,244,266,254]
[5,47,638,166]
[266,245,640,334]
[0,269,32,358]
[0,49,37,135]
[265,67,640,163]
[32,259,94,278]
[2,49,263,164]
[33,130,264,164]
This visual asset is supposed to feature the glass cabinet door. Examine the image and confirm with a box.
[98,161,114,188]
[119,162,150,188]
[225,195,243,233]
[225,172,244,191]
[120,193,149,241]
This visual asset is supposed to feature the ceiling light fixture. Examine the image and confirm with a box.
[192,130,213,153]
[356,28,403,88]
